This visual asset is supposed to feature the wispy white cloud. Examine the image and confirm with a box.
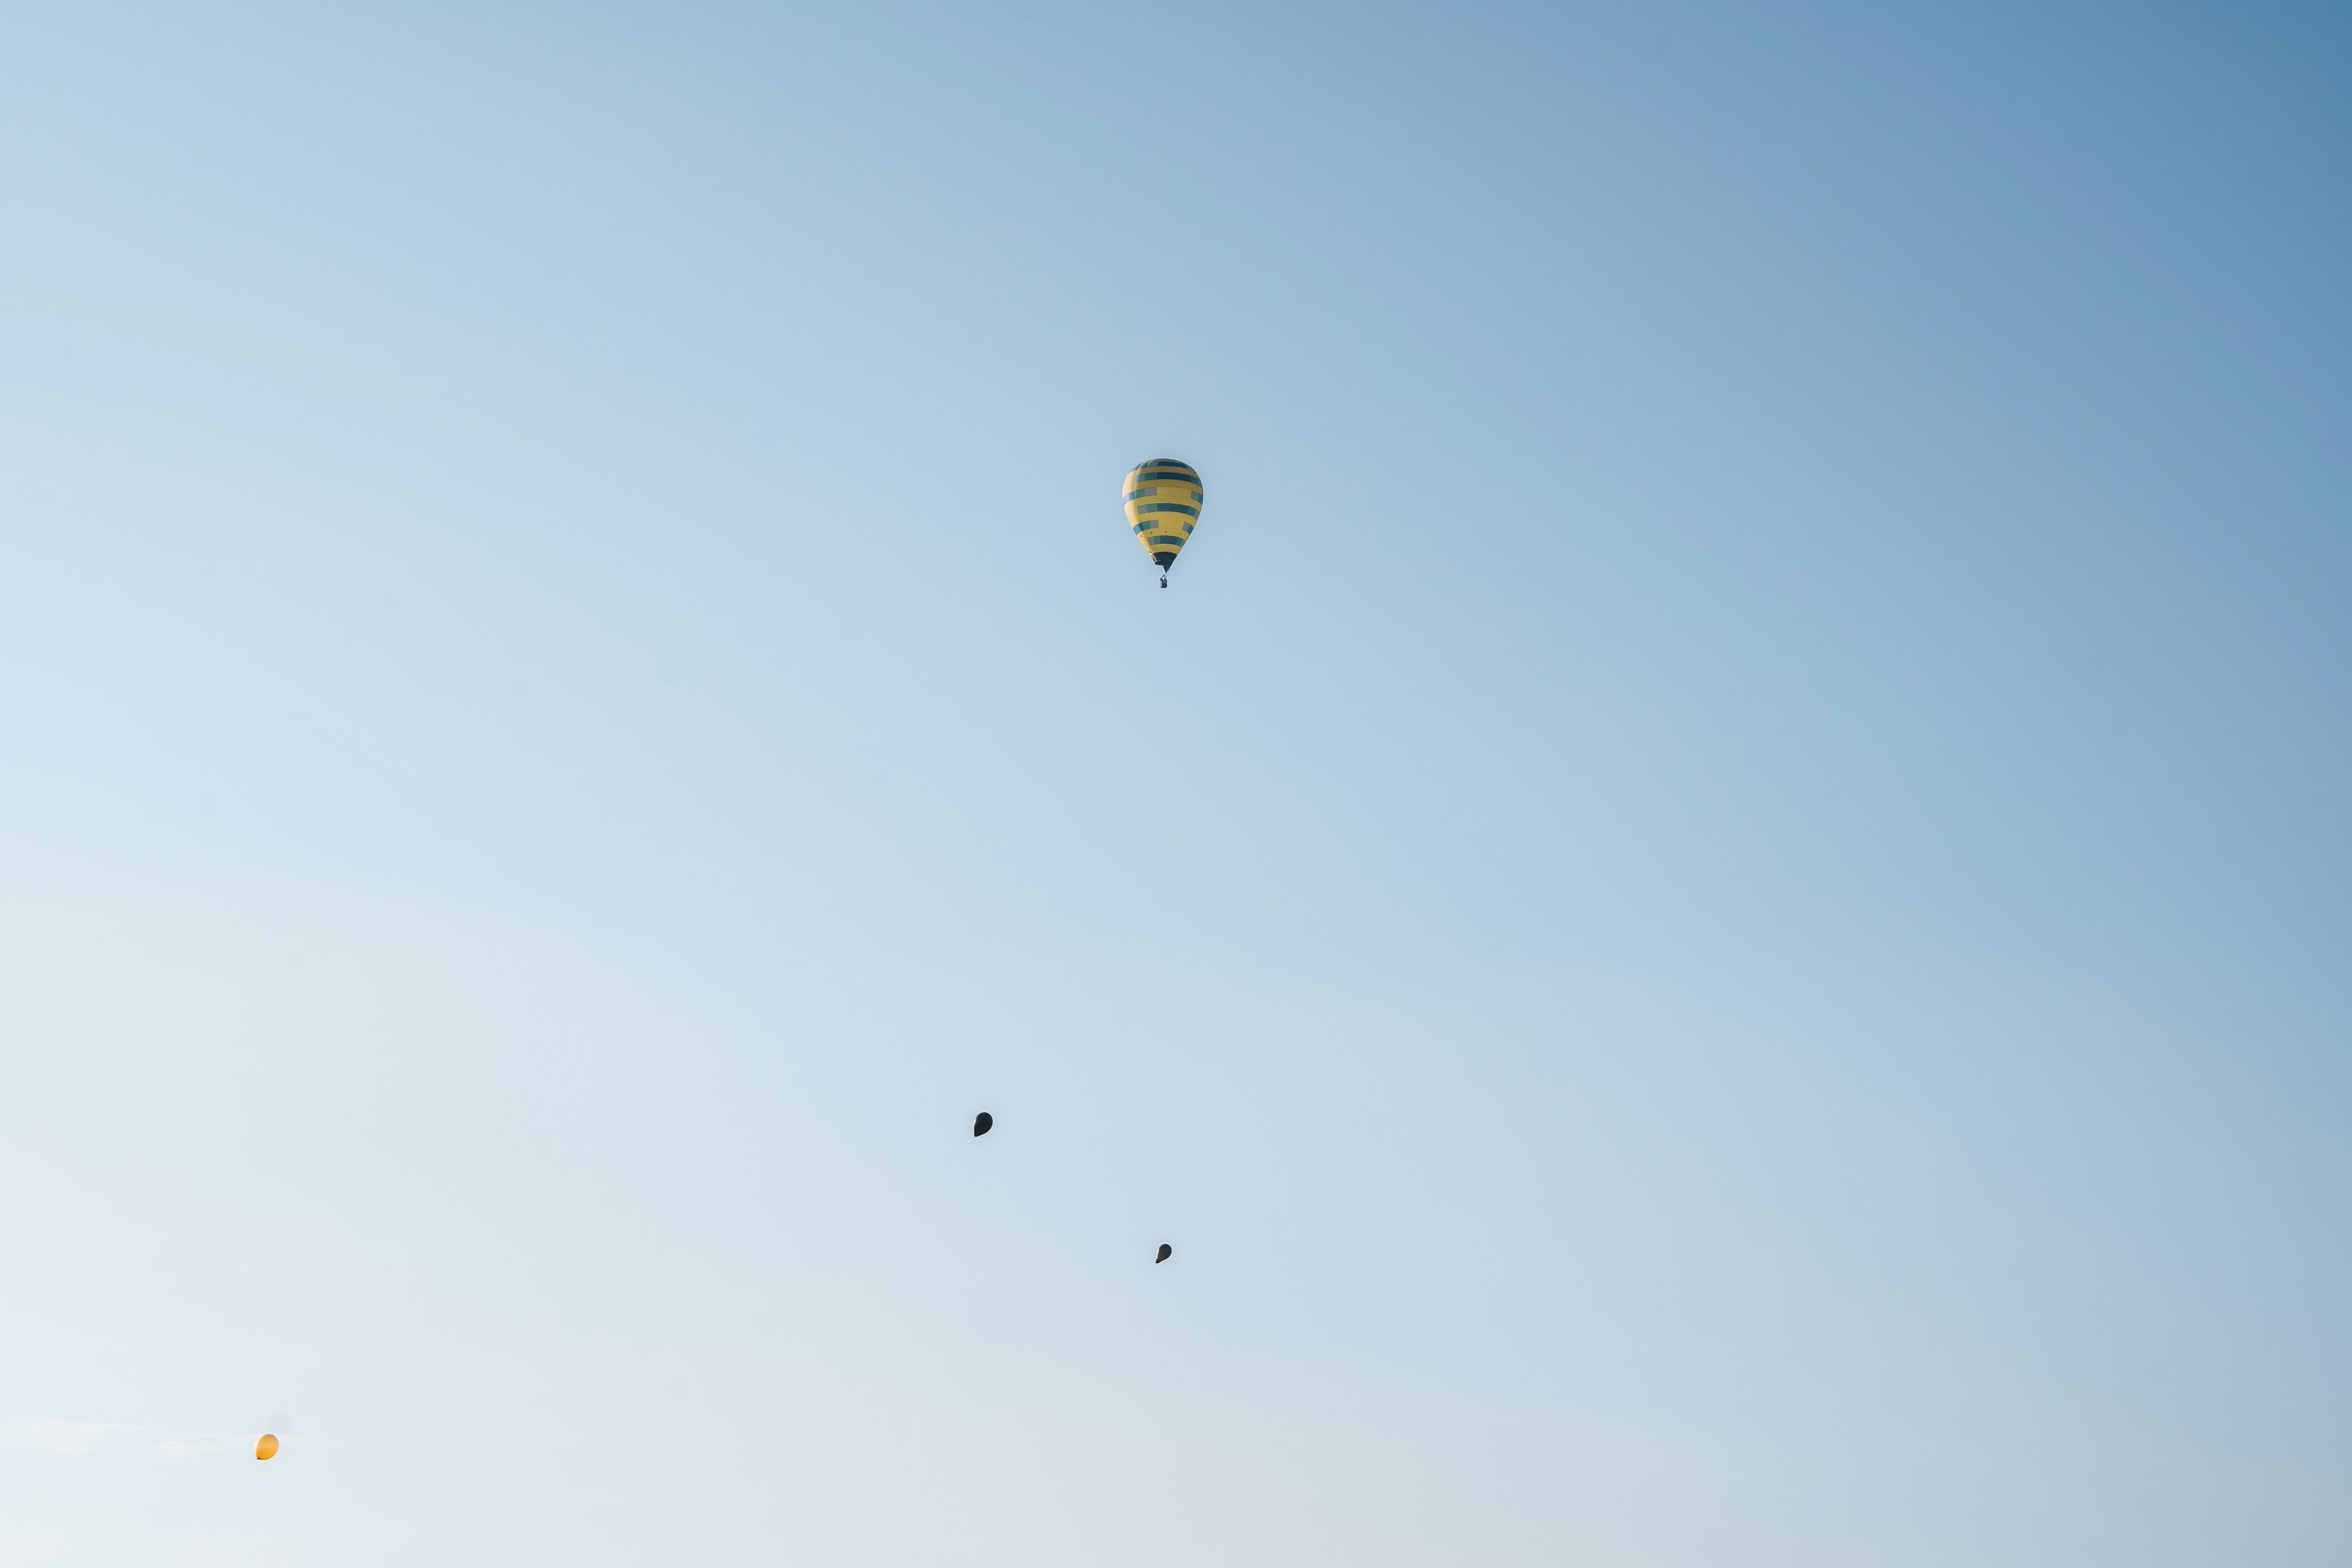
[0,1414,257,1458]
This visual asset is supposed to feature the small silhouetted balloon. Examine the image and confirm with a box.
[1155,1243,1172,1264]
[973,1112,993,1137]
[255,1434,279,1461]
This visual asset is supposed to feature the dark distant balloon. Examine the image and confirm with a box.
[973,1112,993,1137]
[1155,1243,1172,1264]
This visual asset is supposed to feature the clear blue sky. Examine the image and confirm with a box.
[2,2,2346,1562]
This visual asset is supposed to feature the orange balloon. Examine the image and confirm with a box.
[255,1434,279,1461]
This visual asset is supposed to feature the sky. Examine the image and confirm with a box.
[0,1,2346,1562]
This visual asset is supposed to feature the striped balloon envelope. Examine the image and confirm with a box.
[1123,458,1204,586]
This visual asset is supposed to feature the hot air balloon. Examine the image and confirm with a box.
[973,1111,993,1137]
[1123,459,1203,587]
[1155,1243,1172,1264]
[255,1434,279,1461]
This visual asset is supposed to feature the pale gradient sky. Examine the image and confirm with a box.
[2,2,2348,1564]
